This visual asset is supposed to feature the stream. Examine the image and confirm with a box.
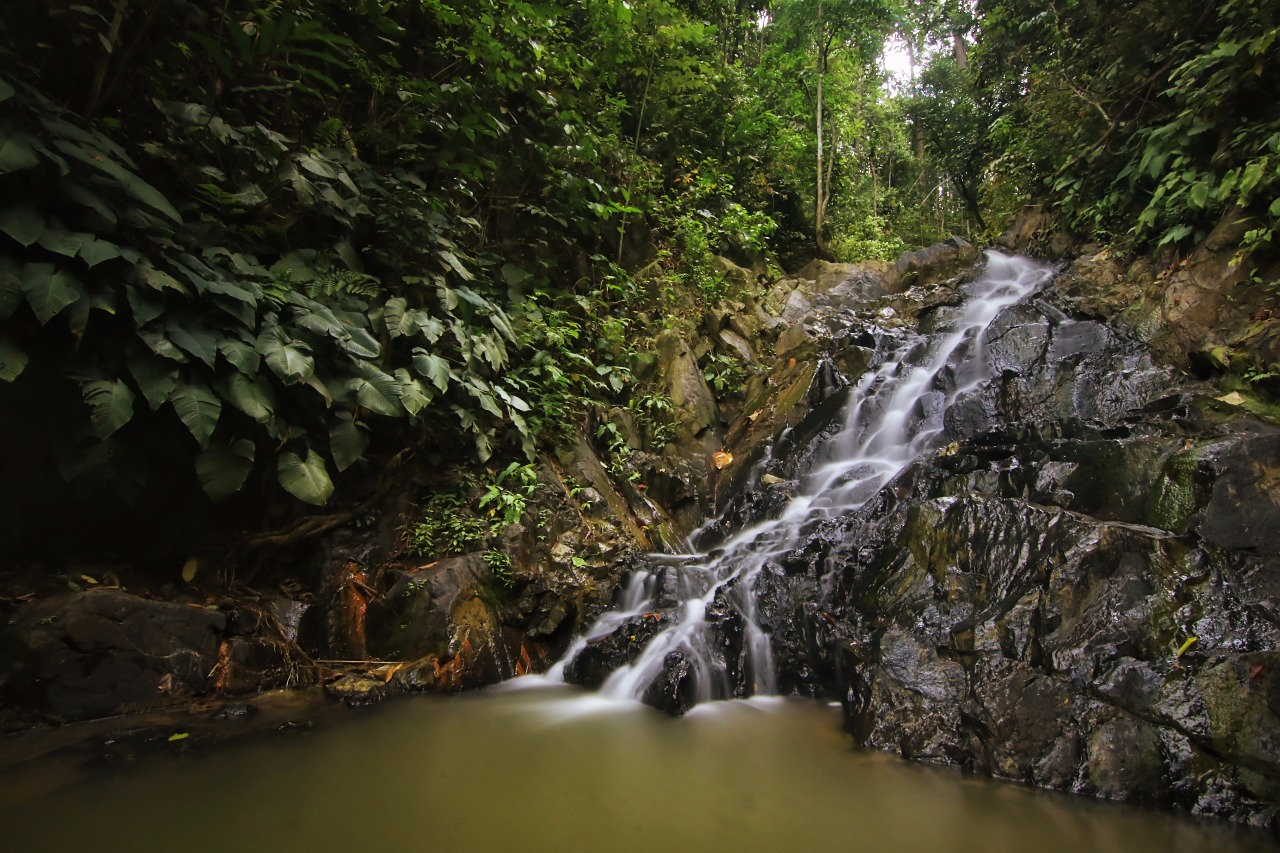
[0,684,1272,852]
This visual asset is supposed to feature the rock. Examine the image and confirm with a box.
[882,237,979,293]
[655,329,720,444]
[0,589,226,722]
[325,674,391,707]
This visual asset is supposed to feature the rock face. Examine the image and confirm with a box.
[723,273,1280,829]
[0,589,307,724]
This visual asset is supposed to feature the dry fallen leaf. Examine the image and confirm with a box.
[181,557,198,583]
[1216,391,1246,406]
[712,451,733,469]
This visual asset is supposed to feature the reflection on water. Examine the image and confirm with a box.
[0,685,1272,853]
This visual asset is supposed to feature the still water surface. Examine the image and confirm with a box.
[0,683,1272,852]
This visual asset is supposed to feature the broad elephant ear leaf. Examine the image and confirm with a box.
[0,333,27,382]
[0,257,22,318]
[278,447,333,505]
[195,439,256,502]
[329,415,369,472]
[170,382,221,447]
[82,378,136,439]
[21,262,80,325]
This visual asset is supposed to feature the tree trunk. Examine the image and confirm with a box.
[953,32,968,70]
[815,5,827,255]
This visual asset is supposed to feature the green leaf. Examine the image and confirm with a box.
[339,325,380,359]
[167,320,219,368]
[78,236,124,268]
[412,348,452,393]
[218,372,275,423]
[52,140,182,224]
[128,355,179,410]
[437,250,473,280]
[138,261,189,295]
[218,339,261,374]
[36,229,87,257]
[500,263,531,287]
[21,263,81,325]
[65,287,116,336]
[329,416,369,472]
[171,383,222,447]
[0,136,40,175]
[278,448,333,505]
[395,368,432,416]
[0,333,28,382]
[258,322,315,383]
[195,439,256,502]
[0,205,44,247]
[82,379,136,439]
[126,285,166,326]
[345,361,403,416]
[0,79,14,103]
[0,257,22,318]
[383,296,411,338]
[137,328,188,362]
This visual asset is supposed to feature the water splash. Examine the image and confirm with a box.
[546,251,1054,707]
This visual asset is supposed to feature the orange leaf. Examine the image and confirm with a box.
[712,451,733,469]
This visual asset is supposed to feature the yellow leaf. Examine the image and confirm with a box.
[1175,636,1198,658]
[712,451,733,469]
[1216,391,1246,406]
[181,557,198,583]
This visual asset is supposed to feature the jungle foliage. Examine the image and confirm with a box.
[1,0,1275,548]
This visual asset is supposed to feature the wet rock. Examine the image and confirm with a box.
[643,651,699,716]
[563,612,673,689]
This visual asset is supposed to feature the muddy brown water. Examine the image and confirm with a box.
[0,683,1273,852]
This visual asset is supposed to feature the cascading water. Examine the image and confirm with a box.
[544,252,1055,707]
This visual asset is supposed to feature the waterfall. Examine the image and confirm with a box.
[544,252,1054,706]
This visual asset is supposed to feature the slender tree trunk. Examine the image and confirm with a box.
[953,32,968,70]
[814,4,828,256]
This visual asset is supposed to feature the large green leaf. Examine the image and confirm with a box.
[218,339,261,374]
[128,355,179,410]
[195,439,256,502]
[126,285,166,326]
[66,288,117,336]
[0,79,14,103]
[329,416,368,472]
[82,379,136,439]
[167,320,219,368]
[0,135,40,175]
[52,139,182,224]
[0,257,22,318]
[77,235,125,268]
[412,347,453,392]
[278,447,333,505]
[345,361,403,416]
[137,327,188,362]
[171,383,221,447]
[0,333,28,382]
[21,263,80,324]
[0,205,44,247]
[339,326,380,359]
[258,322,315,383]
[217,372,275,423]
[395,368,433,416]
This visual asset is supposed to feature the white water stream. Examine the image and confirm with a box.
[536,252,1054,705]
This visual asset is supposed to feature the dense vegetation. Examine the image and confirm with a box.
[0,0,1275,564]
